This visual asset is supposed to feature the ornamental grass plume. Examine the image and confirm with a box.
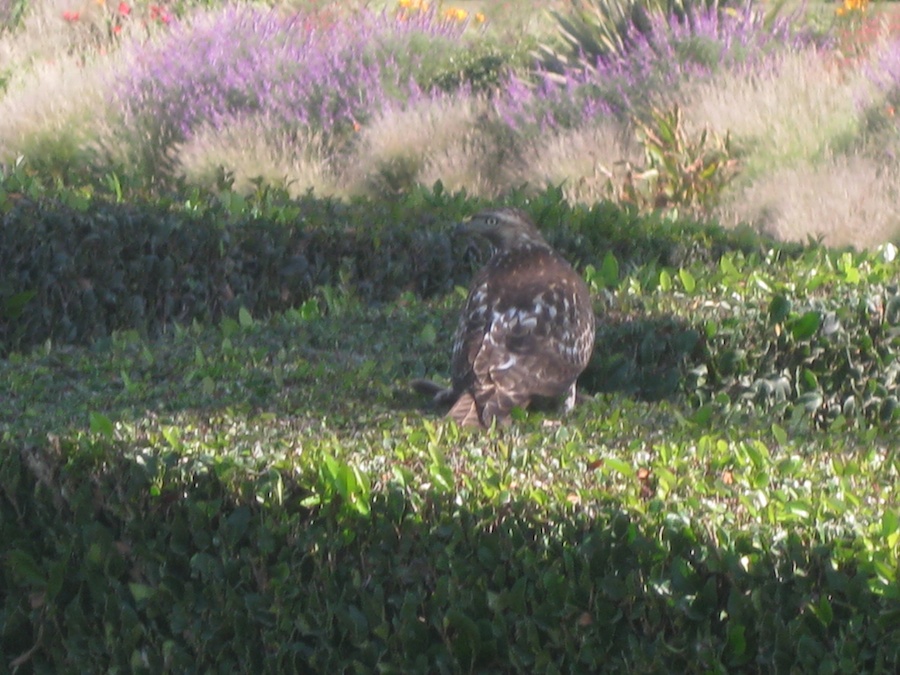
[112,4,468,184]
[682,47,869,181]
[174,114,339,198]
[345,92,503,197]
[717,154,900,248]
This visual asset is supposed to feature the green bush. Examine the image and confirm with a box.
[2,213,898,670]
[0,183,791,356]
[2,404,898,672]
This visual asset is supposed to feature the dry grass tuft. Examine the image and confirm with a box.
[506,119,640,205]
[0,0,83,66]
[0,0,166,176]
[0,53,115,172]
[174,116,341,198]
[717,153,900,248]
[683,48,873,180]
[684,45,900,247]
[342,94,502,197]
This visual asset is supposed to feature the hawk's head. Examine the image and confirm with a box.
[457,207,549,252]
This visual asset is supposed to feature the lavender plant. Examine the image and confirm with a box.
[112,5,469,184]
[866,36,900,125]
[501,2,814,135]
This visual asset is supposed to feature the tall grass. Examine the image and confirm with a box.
[0,52,116,181]
[174,115,340,198]
[342,93,507,197]
[505,119,641,206]
[683,47,871,179]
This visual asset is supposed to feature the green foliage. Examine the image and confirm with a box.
[1,313,898,670]
[420,38,533,94]
[538,0,724,72]
[626,105,739,215]
[0,0,27,35]
[3,181,900,672]
[0,183,784,356]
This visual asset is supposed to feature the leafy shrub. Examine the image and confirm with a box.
[627,104,738,213]
[0,188,460,355]
[541,0,803,70]
[1,337,898,671]
[0,181,794,356]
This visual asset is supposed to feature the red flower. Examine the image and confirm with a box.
[118,2,131,16]
[149,4,171,24]
[62,10,80,21]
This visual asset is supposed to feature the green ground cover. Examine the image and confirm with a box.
[2,187,899,672]
[1,0,900,672]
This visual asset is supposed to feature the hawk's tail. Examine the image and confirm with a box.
[447,391,485,428]
[410,379,458,406]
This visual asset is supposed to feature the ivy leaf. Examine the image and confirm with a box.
[768,295,791,324]
[679,268,696,293]
[789,311,820,340]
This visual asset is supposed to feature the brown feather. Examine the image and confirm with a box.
[416,207,595,428]
[447,391,484,428]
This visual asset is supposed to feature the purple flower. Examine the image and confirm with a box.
[114,5,466,174]
[495,3,818,133]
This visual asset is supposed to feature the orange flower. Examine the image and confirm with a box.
[443,7,468,22]
[397,0,428,11]
[836,0,868,16]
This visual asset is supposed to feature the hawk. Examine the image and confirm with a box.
[413,207,596,427]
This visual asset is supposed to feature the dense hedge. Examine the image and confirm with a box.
[0,185,794,356]
[2,434,898,673]
[4,184,899,673]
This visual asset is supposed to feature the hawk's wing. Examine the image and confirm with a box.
[449,249,595,427]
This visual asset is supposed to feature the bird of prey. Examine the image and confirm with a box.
[413,207,595,427]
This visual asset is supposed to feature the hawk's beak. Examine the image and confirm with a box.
[455,219,485,260]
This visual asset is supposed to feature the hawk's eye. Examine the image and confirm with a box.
[486,217,498,225]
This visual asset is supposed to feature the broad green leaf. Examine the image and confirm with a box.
[659,269,672,291]
[419,323,437,345]
[220,317,240,338]
[719,254,740,280]
[603,457,634,477]
[89,412,114,438]
[771,424,787,445]
[883,509,899,537]
[299,298,320,320]
[768,295,791,324]
[8,550,45,587]
[678,268,696,293]
[2,290,36,320]
[239,307,254,328]
[129,583,155,602]
[601,251,620,288]
[789,311,820,340]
